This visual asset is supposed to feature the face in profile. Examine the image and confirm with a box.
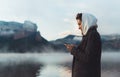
[76,19,82,30]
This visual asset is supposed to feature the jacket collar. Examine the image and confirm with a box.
[83,25,97,37]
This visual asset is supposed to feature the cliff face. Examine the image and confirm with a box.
[0,21,49,52]
[9,31,49,52]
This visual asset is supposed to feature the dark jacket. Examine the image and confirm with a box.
[71,26,102,77]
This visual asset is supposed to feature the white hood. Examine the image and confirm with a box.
[82,13,97,35]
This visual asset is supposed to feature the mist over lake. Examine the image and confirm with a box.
[0,51,119,77]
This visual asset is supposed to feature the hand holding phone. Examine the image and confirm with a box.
[64,44,75,52]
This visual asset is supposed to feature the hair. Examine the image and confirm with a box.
[76,13,82,21]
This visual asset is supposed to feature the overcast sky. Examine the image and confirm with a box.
[0,0,120,40]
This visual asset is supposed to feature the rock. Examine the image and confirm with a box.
[23,21,37,32]
[0,20,49,53]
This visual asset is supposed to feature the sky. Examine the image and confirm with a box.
[0,0,120,41]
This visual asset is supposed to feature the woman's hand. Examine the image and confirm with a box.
[64,44,76,52]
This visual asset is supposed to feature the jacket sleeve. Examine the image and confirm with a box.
[71,31,100,62]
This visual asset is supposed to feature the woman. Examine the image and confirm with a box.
[65,13,102,77]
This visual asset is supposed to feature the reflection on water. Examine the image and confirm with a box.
[37,64,71,77]
[0,59,42,77]
[0,52,119,77]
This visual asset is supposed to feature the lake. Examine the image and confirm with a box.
[0,51,120,77]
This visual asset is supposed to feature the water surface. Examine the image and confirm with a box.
[0,51,119,77]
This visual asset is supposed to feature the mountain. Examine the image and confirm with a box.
[0,20,119,52]
[0,21,50,52]
[101,34,120,51]
[50,34,120,51]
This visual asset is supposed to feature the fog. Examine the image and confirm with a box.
[0,51,120,77]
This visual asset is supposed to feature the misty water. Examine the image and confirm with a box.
[0,51,120,77]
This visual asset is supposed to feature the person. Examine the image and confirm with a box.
[65,13,102,77]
